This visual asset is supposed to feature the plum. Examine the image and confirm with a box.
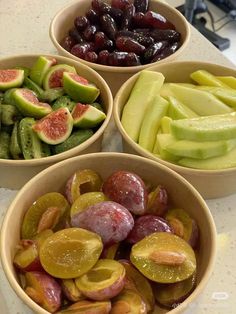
[65,169,103,204]
[57,300,111,314]
[71,201,134,245]
[120,260,155,312]
[61,279,85,302]
[147,185,168,216]
[165,208,199,248]
[21,192,70,239]
[130,232,196,283]
[75,259,125,300]
[102,170,148,215]
[102,243,119,259]
[24,271,62,313]
[154,272,197,308]
[111,289,147,314]
[127,214,172,244]
[39,228,103,279]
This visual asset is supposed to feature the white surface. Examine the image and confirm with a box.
[0,1,236,314]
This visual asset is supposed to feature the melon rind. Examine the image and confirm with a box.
[72,104,106,128]
[63,72,100,103]
[33,107,74,145]
[30,56,56,87]
[12,88,52,118]
[43,64,77,90]
[0,69,24,91]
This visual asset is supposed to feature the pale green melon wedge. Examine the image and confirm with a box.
[138,96,169,152]
[216,76,236,89]
[190,70,230,88]
[160,83,196,99]
[160,116,172,133]
[169,84,233,115]
[178,145,236,170]
[154,133,179,162]
[171,113,236,141]
[121,71,165,142]
[168,96,198,119]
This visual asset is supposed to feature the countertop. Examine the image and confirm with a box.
[0,1,236,314]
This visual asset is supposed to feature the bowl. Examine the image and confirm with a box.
[0,152,216,313]
[0,54,113,190]
[113,60,236,199]
[49,0,190,95]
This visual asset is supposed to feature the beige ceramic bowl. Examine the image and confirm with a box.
[0,54,113,190]
[0,152,216,314]
[114,61,236,199]
[49,0,190,95]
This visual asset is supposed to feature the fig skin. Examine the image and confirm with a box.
[24,271,62,313]
[127,214,172,244]
[75,259,126,301]
[71,201,134,246]
[102,170,148,215]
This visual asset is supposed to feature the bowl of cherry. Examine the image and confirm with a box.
[50,0,190,94]
[1,152,216,313]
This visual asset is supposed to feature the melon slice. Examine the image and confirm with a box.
[72,103,106,128]
[63,72,100,103]
[32,107,73,145]
[0,69,24,91]
[12,88,52,118]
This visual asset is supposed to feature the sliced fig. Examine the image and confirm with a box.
[65,169,103,204]
[58,300,111,314]
[39,228,103,279]
[72,103,106,128]
[21,192,70,239]
[12,88,52,118]
[23,77,44,99]
[165,208,199,248]
[30,55,57,87]
[130,232,197,284]
[154,272,197,308]
[111,289,147,314]
[75,259,126,300]
[0,69,24,91]
[63,72,100,103]
[24,271,62,313]
[3,87,17,105]
[43,64,76,90]
[32,107,73,145]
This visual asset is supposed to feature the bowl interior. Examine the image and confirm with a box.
[1,153,216,314]
[0,54,113,165]
[113,61,236,198]
[50,0,190,73]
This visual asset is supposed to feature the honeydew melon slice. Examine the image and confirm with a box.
[121,71,165,142]
[168,96,198,119]
[154,133,179,162]
[171,112,236,141]
[169,84,233,116]
[138,95,169,152]
[216,76,236,89]
[190,70,230,88]
[160,116,172,133]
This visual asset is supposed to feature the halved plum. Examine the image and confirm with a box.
[61,279,85,302]
[21,192,70,239]
[65,169,103,204]
[57,300,111,314]
[75,259,125,300]
[165,208,199,248]
[111,289,147,314]
[130,232,196,283]
[24,271,62,313]
[39,228,103,279]
[147,185,168,216]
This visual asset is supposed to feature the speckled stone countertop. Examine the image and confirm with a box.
[0,1,236,314]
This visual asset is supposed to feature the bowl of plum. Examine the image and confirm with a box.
[49,0,190,94]
[113,60,236,199]
[0,152,216,314]
[0,54,112,189]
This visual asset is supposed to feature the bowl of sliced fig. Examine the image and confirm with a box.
[0,54,112,189]
[0,152,216,314]
[49,0,190,94]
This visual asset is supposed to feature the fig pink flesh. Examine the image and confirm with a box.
[69,73,88,85]
[72,103,89,119]
[49,69,65,88]
[0,69,19,82]
[21,89,39,104]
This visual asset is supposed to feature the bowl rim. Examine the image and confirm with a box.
[0,152,217,314]
[113,60,236,176]
[0,53,113,166]
[49,0,191,73]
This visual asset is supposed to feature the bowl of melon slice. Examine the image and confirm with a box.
[114,61,236,199]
